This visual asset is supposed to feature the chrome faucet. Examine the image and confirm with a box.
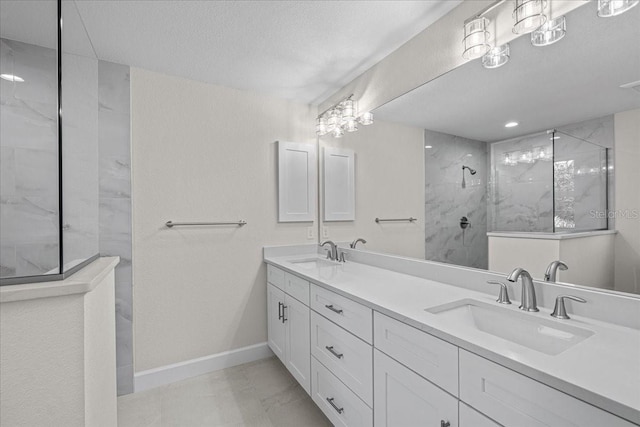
[320,240,338,261]
[350,238,367,249]
[507,268,539,312]
[544,260,568,282]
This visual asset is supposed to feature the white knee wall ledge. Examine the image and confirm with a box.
[0,257,119,427]
[134,342,274,392]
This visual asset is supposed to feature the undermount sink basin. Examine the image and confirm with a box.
[290,258,339,270]
[425,299,594,355]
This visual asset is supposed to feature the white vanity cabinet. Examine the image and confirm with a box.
[266,267,311,394]
[374,349,458,427]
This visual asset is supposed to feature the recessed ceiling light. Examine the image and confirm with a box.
[425,145,433,149]
[505,121,519,128]
[0,74,24,82]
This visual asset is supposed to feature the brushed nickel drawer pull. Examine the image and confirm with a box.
[278,302,283,320]
[325,345,344,359]
[325,304,343,314]
[282,305,288,323]
[326,397,344,414]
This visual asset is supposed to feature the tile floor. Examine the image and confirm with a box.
[118,357,332,427]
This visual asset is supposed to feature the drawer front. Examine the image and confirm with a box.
[459,350,636,427]
[267,265,285,290]
[284,272,310,306]
[374,350,458,427]
[459,403,502,427]
[311,357,373,427]
[374,311,458,396]
[310,284,373,343]
[311,312,373,406]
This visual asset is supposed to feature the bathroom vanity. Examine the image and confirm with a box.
[264,245,640,427]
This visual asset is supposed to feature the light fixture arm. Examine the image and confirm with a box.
[464,0,507,24]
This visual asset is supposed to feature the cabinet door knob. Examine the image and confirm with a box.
[326,397,344,414]
[441,421,450,427]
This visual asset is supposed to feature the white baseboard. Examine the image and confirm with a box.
[134,342,273,392]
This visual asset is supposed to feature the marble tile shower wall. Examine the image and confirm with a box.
[424,129,488,269]
[490,132,553,232]
[489,115,612,233]
[0,39,59,277]
[98,60,133,395]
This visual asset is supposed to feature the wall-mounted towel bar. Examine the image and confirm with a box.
[165,220,247,228]
[375,217,417,223]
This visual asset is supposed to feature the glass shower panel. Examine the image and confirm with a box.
[0,1,60,279]
[61,0,100,271]
[490,132,554,232]
[553,132,608,231]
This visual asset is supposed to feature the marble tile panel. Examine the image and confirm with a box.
[99,110,131,198]
[0,101,58,151]
[14,148,58,197]
[98,61,130,114]
[0,244,17,277]
[1,39,57,106]
[99,198,132,240]
[116,316,133,367]
[0,147,16,196]
[1,196,59,243]
[15,242,58,276]
[117,364,134,396]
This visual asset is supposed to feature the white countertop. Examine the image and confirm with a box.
[264,252,640,425]
[0,257,120,303]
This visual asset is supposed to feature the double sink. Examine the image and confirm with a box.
[289,256,595,357]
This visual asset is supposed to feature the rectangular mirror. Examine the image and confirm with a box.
[319,2,640,295]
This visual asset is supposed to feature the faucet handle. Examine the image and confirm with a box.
[487,281,511,305]
[551,295,586,319]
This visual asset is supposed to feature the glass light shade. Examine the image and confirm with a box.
[332,126,344,138]
[341,99,355,121]
[344,119,358,133]
[597,0,639,16]
[482,43,510,69]
[513,0,547,34]
[359,111,373,125]
[316,117,328,136]
[462,17,491,60]
[326,109,339,131]
[531,15,566,46]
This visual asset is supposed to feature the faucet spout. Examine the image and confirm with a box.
[350,238,367,249]
[544,260,568,282]
[320,240,338,261]
[507,267,539,312]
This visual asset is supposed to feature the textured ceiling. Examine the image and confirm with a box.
[69,0,461,104]
[375,3,640,142]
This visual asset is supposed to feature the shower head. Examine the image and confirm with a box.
[462,165,477,175]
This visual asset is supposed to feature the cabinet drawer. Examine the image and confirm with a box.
[310,284,372,343]
[284,272,310,306]
[459,350,635,427]
[459,403,502,427]
[311,312,373,406]
[374,350,458,427]
[267,265,285,290]
[374,312,458,396]
[311,357,373,427]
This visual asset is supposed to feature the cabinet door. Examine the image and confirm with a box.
[374,349,458,427]
[284,295,311,394]
[460,403,502,427]
[267,283,286,362]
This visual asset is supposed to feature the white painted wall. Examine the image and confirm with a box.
[130,68,317,371]
[319,119,425,259]
[614,109,640,294]
[488,235,615,288]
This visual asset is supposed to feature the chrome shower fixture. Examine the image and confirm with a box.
[461,165,477,189]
